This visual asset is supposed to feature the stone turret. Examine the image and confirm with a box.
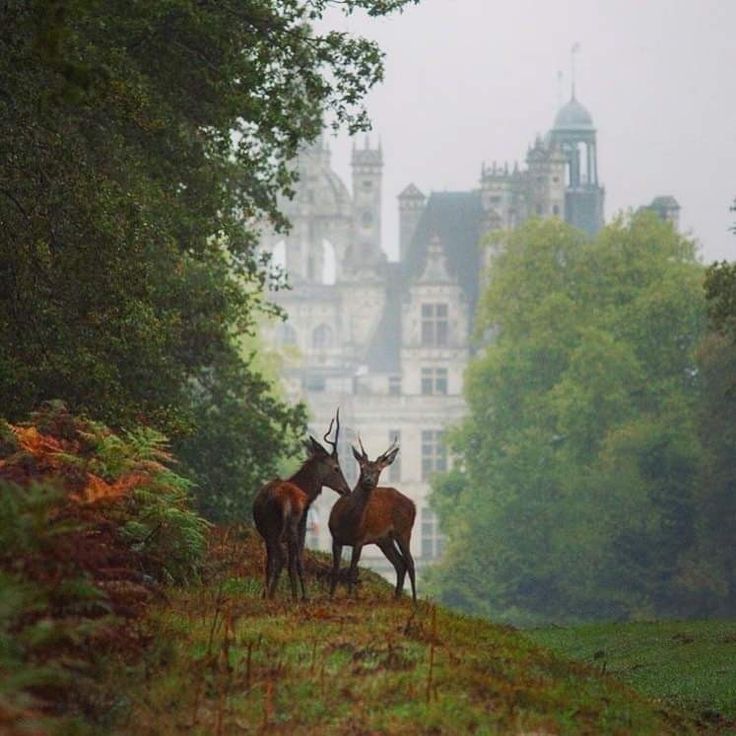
[398,183,426,262]
[348,137,384,274]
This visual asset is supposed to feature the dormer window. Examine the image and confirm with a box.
[421,303,448,347]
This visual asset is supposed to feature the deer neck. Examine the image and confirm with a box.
[288,459,323,505]
[341,481,374,530]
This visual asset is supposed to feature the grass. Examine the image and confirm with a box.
[96,527,704,735]
[528,620,736,733]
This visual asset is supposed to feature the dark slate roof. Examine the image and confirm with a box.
[398,183,425,200]
[650,195,680,210]
[365,262,403,373]
[553,96,595,131]
[404,190,484,308]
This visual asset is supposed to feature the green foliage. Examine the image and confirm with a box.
[0,0,413,518]
[429,213,708,624]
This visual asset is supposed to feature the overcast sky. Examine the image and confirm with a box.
[324,0,735,263]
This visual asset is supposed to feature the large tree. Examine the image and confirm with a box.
[0,0,416,517]
[429,214,707,624]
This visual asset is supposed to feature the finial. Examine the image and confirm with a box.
[570,42,580,99]
[556,69,563,108]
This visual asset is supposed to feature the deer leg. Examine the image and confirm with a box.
[330,540,342,596]
[395,536,417,604]
[377,538,406,598]
[286,531,300,602]
[268,543,285,599]
[262,542,272,598]
[348,544,363,597]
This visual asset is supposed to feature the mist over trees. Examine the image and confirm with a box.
[0,0,415,519]
[429,213,736,624]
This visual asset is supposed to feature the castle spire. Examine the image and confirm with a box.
[570,42,580,99]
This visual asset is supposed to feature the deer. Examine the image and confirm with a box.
[328,438,417,603]
[252,411,350,601]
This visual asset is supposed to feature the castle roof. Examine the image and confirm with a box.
[553,96,595,132]
[649,195,680,210]
[398,183,425,200]
[365,263,403,373]
[404,191,484,308]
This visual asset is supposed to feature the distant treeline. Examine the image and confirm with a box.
[429,214,736,624]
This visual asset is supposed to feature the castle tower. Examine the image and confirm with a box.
[347,137,384,274]
[258,135,352,284]
[525,138,566,221]
[398,184,426,262]
[549,94,605,235]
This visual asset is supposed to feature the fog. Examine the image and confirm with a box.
[326,0,736,262]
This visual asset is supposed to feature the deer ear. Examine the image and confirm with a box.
[352,445,365,464]
[307,436,328,456]
[380,446,400,468]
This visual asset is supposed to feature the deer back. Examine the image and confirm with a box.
[253,479,309,535]
[361,486,416,543]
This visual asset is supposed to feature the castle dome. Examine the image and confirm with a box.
[553,96,595,131]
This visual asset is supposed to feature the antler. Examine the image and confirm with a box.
[323,408,341,456]
[378,437,399,462]
[357,433,368,460]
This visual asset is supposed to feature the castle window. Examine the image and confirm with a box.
[276,322,297,347]
[553,204,560,216]
[420,506,445,559]
[361,211,373,227]
[421,430,447,481]
[421,303,448,347]
[421,367,448,395]
[387,430,401,482]
[388,375,402,395]
[304,373,326,392]
[362,180,373,191]
[312,324,333,349]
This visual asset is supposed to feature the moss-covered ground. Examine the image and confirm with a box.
[103,528,703,735]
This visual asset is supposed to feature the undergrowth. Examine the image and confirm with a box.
[0,401,208,734]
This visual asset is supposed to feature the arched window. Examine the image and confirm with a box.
[312,324,333,350]
[276,322,297,347]
[322,239,336,285]
[271,240,286,271]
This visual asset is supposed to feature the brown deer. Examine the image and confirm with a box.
[328,438,417,603]
[253,412,350,600]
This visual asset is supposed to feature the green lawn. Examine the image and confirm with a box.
[527,620,736,731]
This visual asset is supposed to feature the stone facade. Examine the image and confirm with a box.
[258,95,607,575]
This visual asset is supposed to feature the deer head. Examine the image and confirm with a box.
[305,410,350,496]
[351,436,400,491]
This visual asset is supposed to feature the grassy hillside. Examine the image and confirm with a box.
[529,621,736,732]
[102,528,700,736]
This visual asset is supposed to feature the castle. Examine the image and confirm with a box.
[258,94,614,574]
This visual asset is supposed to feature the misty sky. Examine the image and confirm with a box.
[325,0,735,263]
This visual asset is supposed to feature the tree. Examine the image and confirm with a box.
[428,214,706,624]
[0,0,416,517]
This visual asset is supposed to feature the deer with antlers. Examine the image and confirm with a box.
[253,411,350,600]
[328,438,417,603]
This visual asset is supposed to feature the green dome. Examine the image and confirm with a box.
[553,97,595,131]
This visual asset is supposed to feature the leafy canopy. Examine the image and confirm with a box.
[0,0,416,516]
[428,214,707,624]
